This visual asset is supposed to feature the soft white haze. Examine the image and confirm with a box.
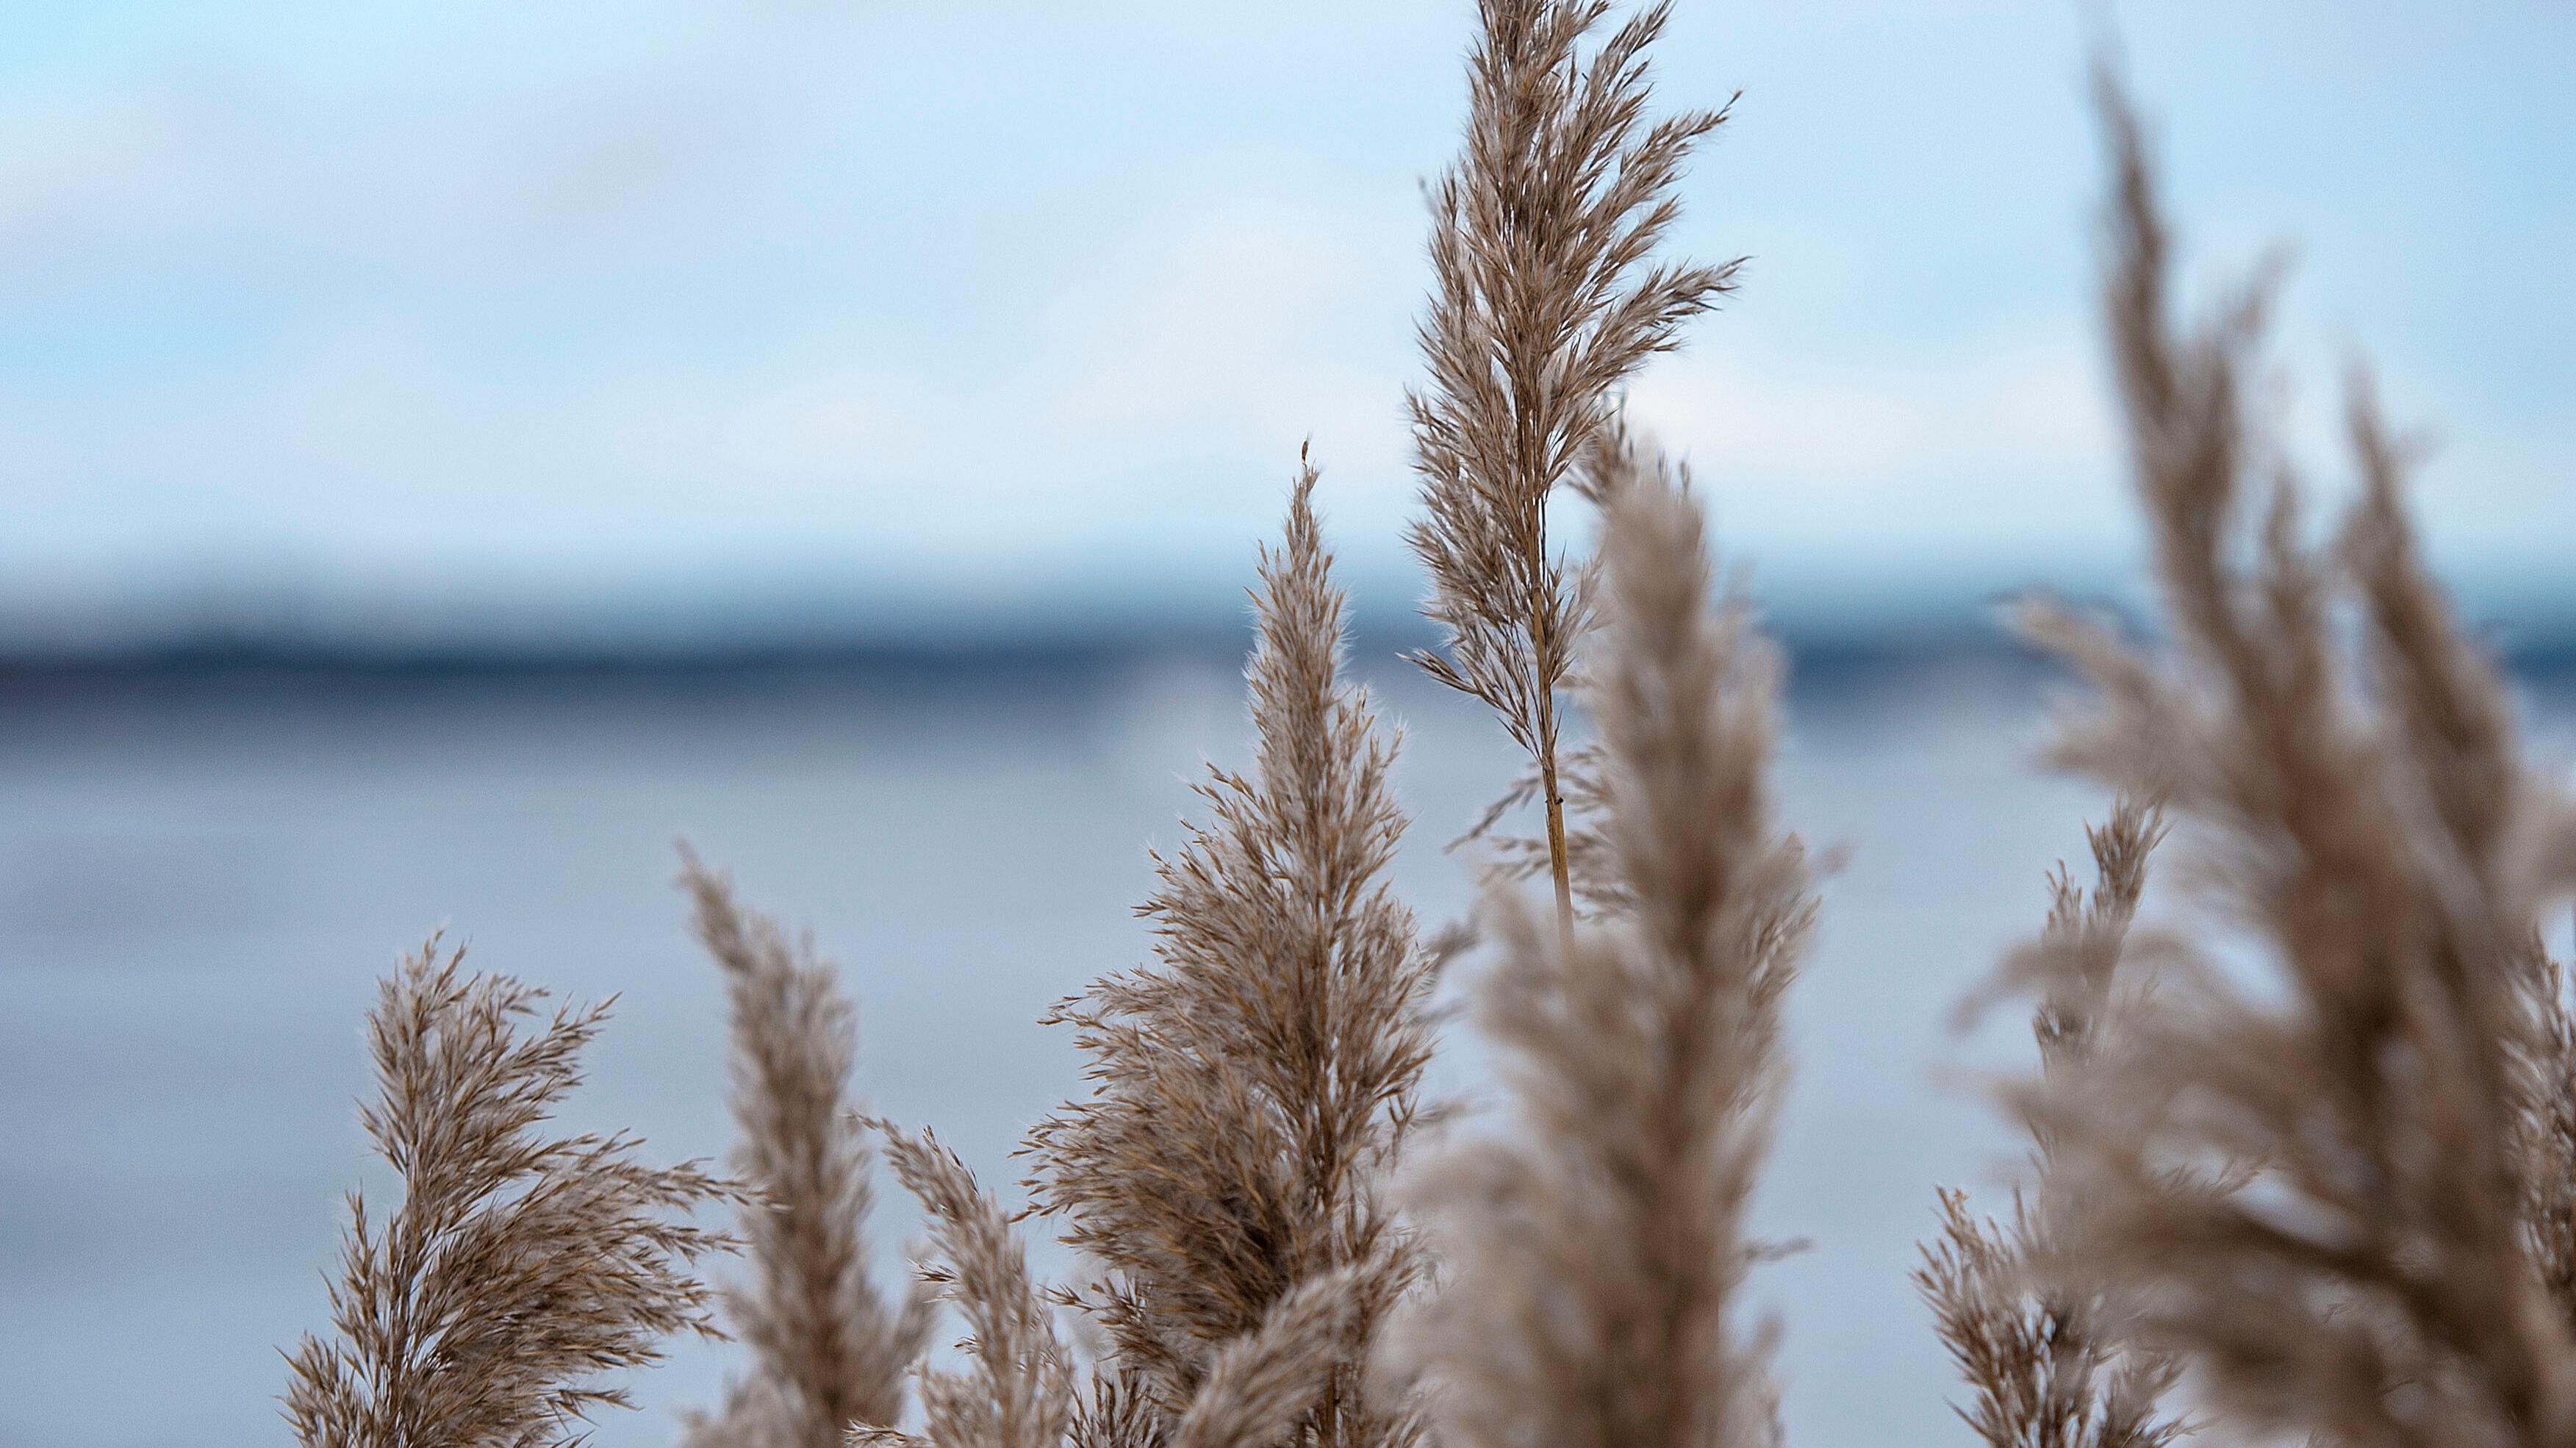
[1,1,2569,631]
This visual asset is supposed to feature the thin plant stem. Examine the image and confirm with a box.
[1532,582,1575,942]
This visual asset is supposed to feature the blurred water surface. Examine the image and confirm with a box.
[11,644,2566,1448]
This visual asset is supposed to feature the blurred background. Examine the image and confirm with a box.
[2,2,2570,1446]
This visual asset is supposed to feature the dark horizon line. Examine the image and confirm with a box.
[8,562,2574,672]
[12,607,2576,708]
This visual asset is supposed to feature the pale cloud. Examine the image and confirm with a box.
[1632,330,2114,501]
[0,0,2567,620]
[1023,198,1420,513]
[0,87,234,275]
[1034,202,1407,454]
[0,187,1424,568]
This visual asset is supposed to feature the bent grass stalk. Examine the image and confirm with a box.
[1917,798,2182,1448]
[282,940,740,1448]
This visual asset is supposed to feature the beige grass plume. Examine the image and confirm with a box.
[2001,68,2576,1448]
[678,851,936,1448]
[282,937,739,1448]
[852,1116,1360,1448]
[852,1122,1077,1448]
[1915,798,2184,1448]
[1407,0,1742,938]
[1385,458,1811,1448]
[1022,454,1434,1448]
[2514,945,2576,1335]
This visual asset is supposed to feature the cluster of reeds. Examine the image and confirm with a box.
[281,6,2576,1448]
[1915,74,2576,1448]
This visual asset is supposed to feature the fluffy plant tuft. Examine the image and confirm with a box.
[282,939,739,1448]
[680,851,935,1448]
[1917,797,2184,1448]
[1023,456,1433,1448]
[853,1122,1076,1448]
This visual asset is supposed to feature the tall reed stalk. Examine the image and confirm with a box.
[1407,0,1740,940]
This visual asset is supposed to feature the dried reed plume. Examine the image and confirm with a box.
[1386,462,1810,1448]
[856,1114,1365,1448]
[679,851,935,1448]
[2000,71,2576,1448]
[1407,0,1741,936]
[1916,798,2183,1448]
[282,939,738,1448]
[1024,456,1433,1448]
[2514,947,2576,1333]
[853,1122,1077,1448]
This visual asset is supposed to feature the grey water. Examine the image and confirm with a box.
[7,642,2565,1448]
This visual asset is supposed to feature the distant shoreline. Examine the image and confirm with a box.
[10,616,2576,712]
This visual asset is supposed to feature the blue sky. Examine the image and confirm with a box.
[1,1,2569,639]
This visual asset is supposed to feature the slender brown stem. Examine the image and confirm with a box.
[1528,500,1576,947]
[1537,699,1574,943]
